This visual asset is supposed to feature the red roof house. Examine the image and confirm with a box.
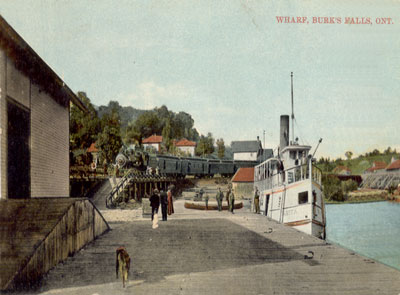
[366,161,387,173]
[175,139,196,147]
[142,135,163,144]
[232,167,255,183]
[87,142,99,153]
[87,142,100,164]
[333,166,351,175]
[142,135,163,152]
[174,138,196,156]
[386,159,400,171]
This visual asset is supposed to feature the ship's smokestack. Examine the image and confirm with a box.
[280,115,290,149]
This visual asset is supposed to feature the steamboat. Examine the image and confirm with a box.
[254,73,326,239]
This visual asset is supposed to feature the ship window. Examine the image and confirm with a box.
[288,172,294,183]
[298,191,308,204]
[290,151,296,159]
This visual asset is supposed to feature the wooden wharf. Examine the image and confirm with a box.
[36,199,400,294]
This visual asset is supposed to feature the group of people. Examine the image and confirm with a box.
[215,187,235,213]
[150,188,174,222]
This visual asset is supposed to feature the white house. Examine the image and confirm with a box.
[142,134,163,153]
[0,16,87,199]
[175,138,196,156]
[231,140,262,161]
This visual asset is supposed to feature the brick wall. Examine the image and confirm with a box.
[30,83,69,197]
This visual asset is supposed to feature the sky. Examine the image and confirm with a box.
[0,0,399,159]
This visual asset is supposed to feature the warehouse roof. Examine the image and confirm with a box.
[0,15,87,112]
[231,140,262,153]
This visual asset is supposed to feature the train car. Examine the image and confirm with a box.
[181,157,208,177]
[116,148,261,178]
[207,159,221,176]
[219,160,235,177]
[149,155,181,176]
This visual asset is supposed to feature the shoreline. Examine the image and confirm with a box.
[325,198,388,205]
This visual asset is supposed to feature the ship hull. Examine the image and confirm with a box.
[258,178,325,239]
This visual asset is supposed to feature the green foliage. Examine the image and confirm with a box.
[317,157,336,172]
[216,138,225,159]
[70,92,101,150]
[97,104,123,163]
[323,176,359,202]
[123,122,141,145]
[133,111,163,143]
[195,133,215,157]
[97,100,145,129]
[323,176,345,202]
[388,184,397,195]
[162,118,172,151]
[317,147,400,176]
[342,179,358,194]
[128,105,199,147]
[345,151,353,161]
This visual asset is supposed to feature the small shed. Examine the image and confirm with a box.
[231,167,254,199]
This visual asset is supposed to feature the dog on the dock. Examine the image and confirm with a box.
[116,246,131,288]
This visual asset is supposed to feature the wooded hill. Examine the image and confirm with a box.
[317,148,399,175]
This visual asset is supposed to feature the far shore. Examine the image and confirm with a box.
[324,188,400,204]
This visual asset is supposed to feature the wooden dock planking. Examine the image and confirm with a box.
[228,214,400,294]
[0,198,109,291]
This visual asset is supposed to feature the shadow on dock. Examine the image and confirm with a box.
[36,218,319,292]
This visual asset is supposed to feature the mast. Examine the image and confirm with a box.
[291,72,294,144]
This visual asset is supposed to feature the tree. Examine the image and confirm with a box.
[162,118,172,152]
[371,149,380,156]
[132,111,162,144]
[70,92,101,150]
[123,122,141,145]
[322,176,345,202]
[384,147,392,155]
[316,157,335,172]
[216,138,225,159]
[97,104,123,163]
[195,133,215,157]
[345,151,353,161]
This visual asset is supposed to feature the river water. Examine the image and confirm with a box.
[326,201,400,270]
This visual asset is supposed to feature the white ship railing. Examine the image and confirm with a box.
[254,162,322,192]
